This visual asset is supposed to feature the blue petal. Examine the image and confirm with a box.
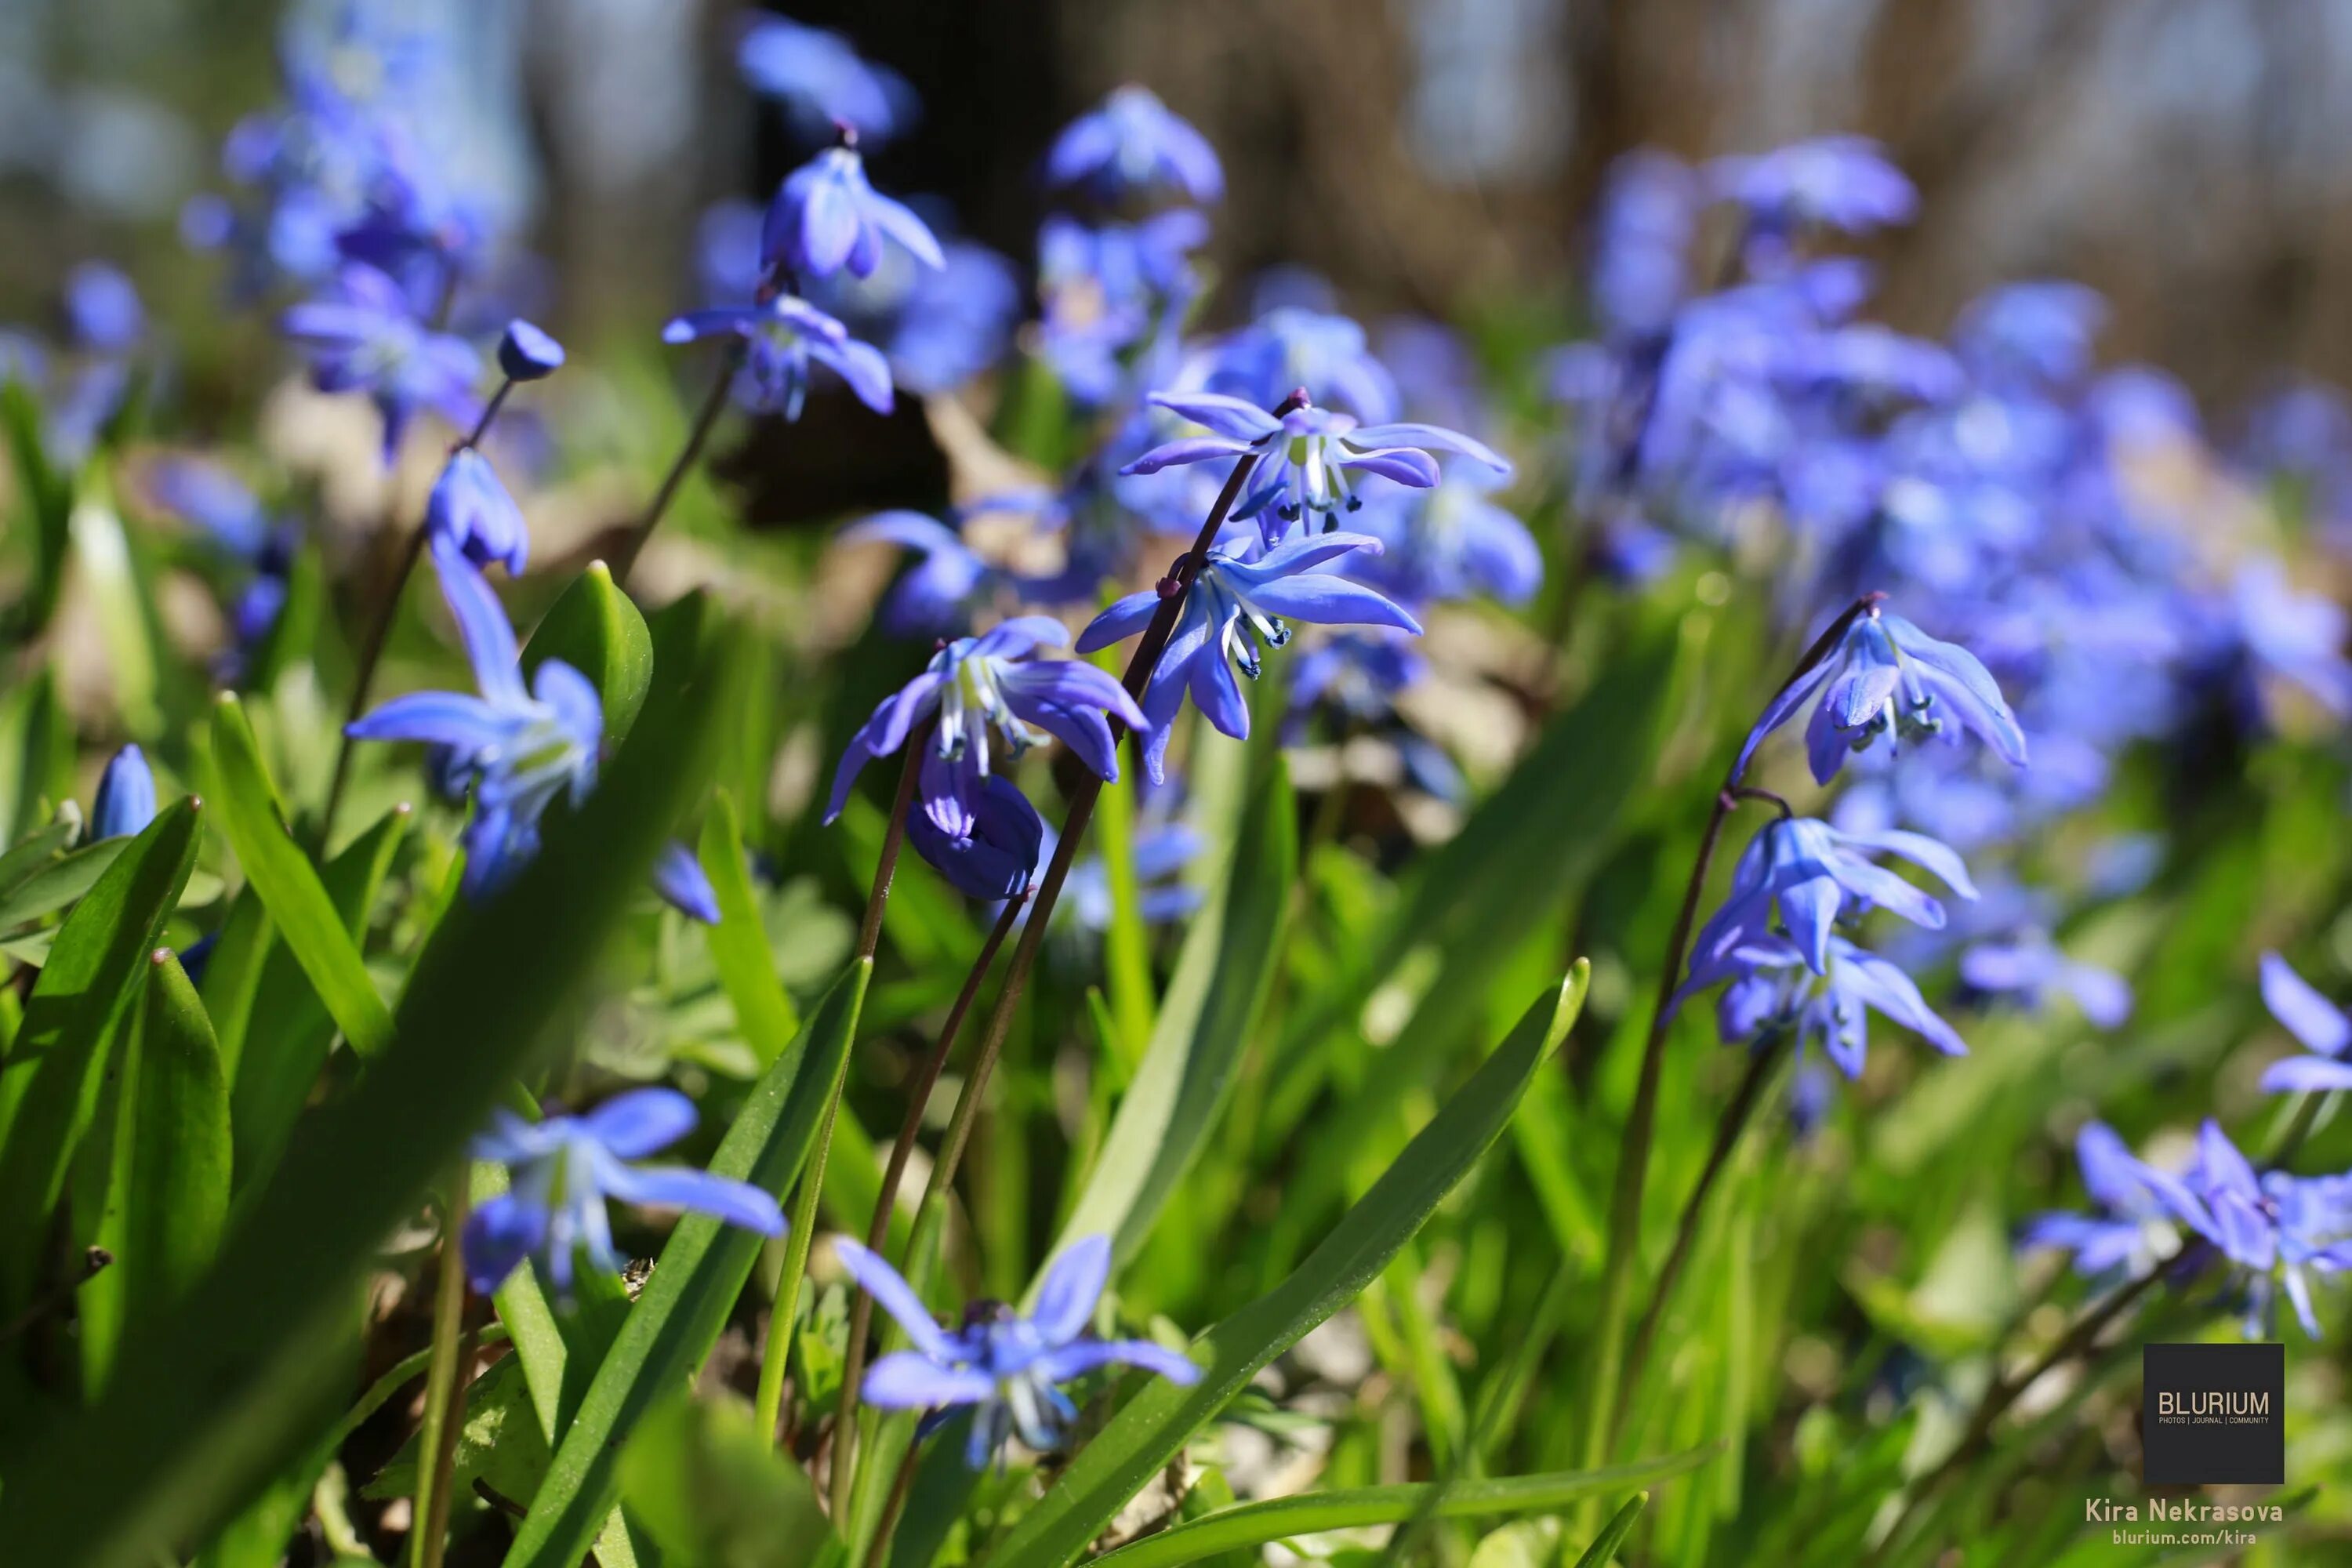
[346,691,512,750]
[864,1349,992,1409]
[463,1193,547,1294]
[2262,1055,2352,1094]
[1029,1235,1111,1345]
[429,539,524,706]
[1076,590,1161,653]
[1233,574,1422,634]
[652,840,720,924]
[602,1163,785,1236]
[581,1087,699,1158]
[1145,390,1281,441]
[833,1237,956,1359]
[1035,1338,1201,1386]
[2261,953,2351,1058]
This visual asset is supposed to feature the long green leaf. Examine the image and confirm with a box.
[0,598,735,1568]
[0,837,130,934]
[1087,1460,1700,1568]
[0,796,201,1313]
[0,814,81,895]
[1047,756,1295,1269]
[119,950,232,1327]
[500,955,872,1568]
[207,694,393,1058]
[987,971,1586,1568]
[699,789,800,1067]
[230,805,409,1192]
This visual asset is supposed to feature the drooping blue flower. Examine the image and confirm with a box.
[2258,953,2352,1094]
[2020,1121,2198,1279]
[1708,136,1916,238]
[735,16,917,144]
[90,745,158,842]
[825,617,1147,833]
[1683,815,1976,989]
[280,262,481,460]
[466,1089,783,1297]
[1123,391,1509,545]
[1958,932,2132,1028]
[424,447,528,576]
[65,262,144,354]
[838,1232,1199,1468]
[1078,531,1422,782]
[662,292,894,419]
[1737,602,2027,785]
[908,773,1044,900]
[762,142,944,284]
[497,318,565,382]
[347,541,601,898]
[1045,85,1223,204]
[2167,1121,2352,1338]
[652,840,720,924]
[1713,932,1966,1077]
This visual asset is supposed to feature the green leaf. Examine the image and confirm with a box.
[1047,756,1295,1269]
[198,890,271,1084]
[699,789,800,1067]
[1085,1461,1699,1568]
[0,837,131,933]
[2,378,73,634]
[987,972,1587,1568]
[618,1394,834,1568]
[230,805,410,1192]
[207,694,394,1060]
[364,1354,550,1508]
[1569,1493,1650,1568]
[0,599,735,1568]
[111,951,230,1374]
[0,814,82,896]
[525,560,655,742]
[0,796,201,1313]
[70,483,162,737]
[500,955,872,1568]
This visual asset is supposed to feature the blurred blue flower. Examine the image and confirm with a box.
[841,507,1053,637]
[2258,953,2352,1093]
[1199,307,1400,424]
[425,448,528,576]
[1354,467,1541,607]
[1079,531,1421,782]
[736,16,917,144]
[652,841,719,924]
[1739,604,2027,785]
[1065,818,1203,931]
[2020,1121,2197,1279]
[1682,815,1976,990]
[663,292,893,420]
[1588,150,1697,338]
[1953,282,2106,390]
[347,541,601,899]
[1124,391,1508,545]
[877,241,1020,395]
[838,1232,1199,1468]
[466,1089,783,1298]
[2167,1121,2352,1338]
[65,263,143,354]
[1713,931,1966,1077]
[2223,558,2352,720]
[1036,212,1206,404]
[1708,136,1915,238]
[1046,85,1222,204]
[1958,931,2132,1028]
[763,142,943,284]
[497,318,564,382]
[147,456,296,672]
[908,772,1044,900]
[1287,633,1426,734]
[826,617,1146,834]
[89,746,157,842]
[280,262,481,460]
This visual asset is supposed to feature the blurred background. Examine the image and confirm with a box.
[11,0,2352,420]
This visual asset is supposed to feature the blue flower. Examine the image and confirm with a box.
[149,456,272,561]
[840,509,1029,637]
[1354,468,1542,607]
[347,541,601,898]
[825,616,1147,833]
[90,745,157,842]
[1036,213,1207,404]
[466,1089,783,1297]
[1078,532,1422,782]
[2168,1121,2352,1338]
[1684,815,1976,989]
[2225,559,2352,720]
[1708,136,1915,237]
[1953,282,2107,389]
[2020,1121,2198,1279]
[280,263,481,461]
[1123,391,1509,546]
[652,840,719,924]
[908,773,1044,900]
[662,292,894,419]
[425,448,528,576]
[874,241,1021,396]
[497,318,565,382]
[65,262,143,354]
[762,142,944,284]
[1738,603,2027,785]
[1588,150,1697,338]
[1045,85,1223,204]
[1199,308,1400,423]
[1065,819,1203,931]
[2258,953,2352,1094]
[735,16,917,143]
[1713,932,1966,1077]
[837,1232,1199,1468]
[1958,932,2132,1028]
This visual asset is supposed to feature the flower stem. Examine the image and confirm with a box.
[409,1167,472,1568]
[610,348,741,593]
[1609,1028,1789,1447]
[829,892,1025,1503]
[864,1439,924,1568]
[318,381,517,847]
[1583,590,1885,1472]
[856,724,929,965]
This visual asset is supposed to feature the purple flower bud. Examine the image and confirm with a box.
[91,745,158,842]
[497,318,566,382]
[425,448,529,577]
